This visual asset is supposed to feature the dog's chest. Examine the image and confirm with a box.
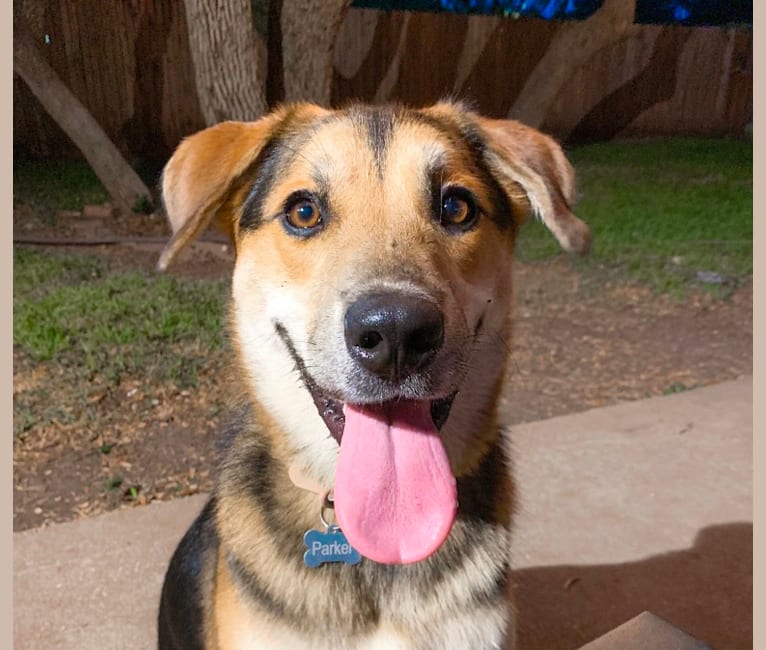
[218,528,512,650]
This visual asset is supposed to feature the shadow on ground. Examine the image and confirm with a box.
[511,522,752,649]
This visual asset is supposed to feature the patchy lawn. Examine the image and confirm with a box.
[517,138,752,295]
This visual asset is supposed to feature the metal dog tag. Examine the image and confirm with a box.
[303,526,361,568]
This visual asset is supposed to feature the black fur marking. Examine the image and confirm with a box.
[238,435,307,558]
[348,105,396,175]
[466,558,511,612]
[240,134,293,231]
[457,436,510,525]
[158,498,218,650]
[408,111,517,234]
[227,551,297,624]
[416,526,470,588]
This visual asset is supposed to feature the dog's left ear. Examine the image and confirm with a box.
[477,117,591,255]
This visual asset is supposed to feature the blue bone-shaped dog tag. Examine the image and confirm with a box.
[303,527,361,568]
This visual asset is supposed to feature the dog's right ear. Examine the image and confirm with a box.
[158,116,282,271]
[156,103,333,271]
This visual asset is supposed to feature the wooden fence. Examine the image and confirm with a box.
[13,3,752,159]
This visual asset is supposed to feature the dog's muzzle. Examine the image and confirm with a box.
[343,292,444,383]
[275,291,457,446]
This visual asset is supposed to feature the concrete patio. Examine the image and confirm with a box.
[14,376,752,649]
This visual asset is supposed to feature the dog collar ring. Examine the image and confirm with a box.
[319,492,335,529]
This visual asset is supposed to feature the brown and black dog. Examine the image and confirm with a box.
[157,101,589,650]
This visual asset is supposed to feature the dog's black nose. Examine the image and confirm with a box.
[344,292,444,380]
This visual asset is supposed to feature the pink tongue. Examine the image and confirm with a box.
[334,401,457,564]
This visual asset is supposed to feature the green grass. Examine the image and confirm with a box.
[13,157,163,217]
[515,138,752,295]
[13,159,110,218]
[13,247,229,387]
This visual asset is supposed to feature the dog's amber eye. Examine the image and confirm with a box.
[285,199,322,231]
[440,188,477,230]
[442,195,469,224]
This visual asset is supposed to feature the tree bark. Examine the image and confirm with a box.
[13,19,152,215]
[281,0,353,105]
[183,0,268,124]
[508,0,638,128]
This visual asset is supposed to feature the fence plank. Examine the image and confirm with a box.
[13,4,752,160]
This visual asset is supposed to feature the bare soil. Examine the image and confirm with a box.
[12,208,753,531]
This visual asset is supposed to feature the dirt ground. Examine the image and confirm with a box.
[12,208,753,531]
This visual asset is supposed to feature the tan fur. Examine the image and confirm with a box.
[158,101,589,650]
[477,117,591,254]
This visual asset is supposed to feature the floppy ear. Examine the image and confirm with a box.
[158,104,336,271]
[158,118,274,271]
[477,117,591,255]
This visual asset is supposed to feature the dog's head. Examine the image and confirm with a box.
[161,102,589,563]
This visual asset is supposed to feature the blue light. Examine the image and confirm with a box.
[540,0,561,19]
[356,0,749,25]
[432,0,604,18]
[673,4,691,21]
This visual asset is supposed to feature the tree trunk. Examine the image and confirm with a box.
[13,19,152,215]
[281,0,353,105]
[508,0,638,128]
[183,0,268,124]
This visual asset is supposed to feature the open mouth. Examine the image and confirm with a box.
[310,390,457,445]
[275,322,457,445]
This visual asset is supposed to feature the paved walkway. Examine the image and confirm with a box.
[14,376,752,649]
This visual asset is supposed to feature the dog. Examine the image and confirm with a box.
[156,101,590,650]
